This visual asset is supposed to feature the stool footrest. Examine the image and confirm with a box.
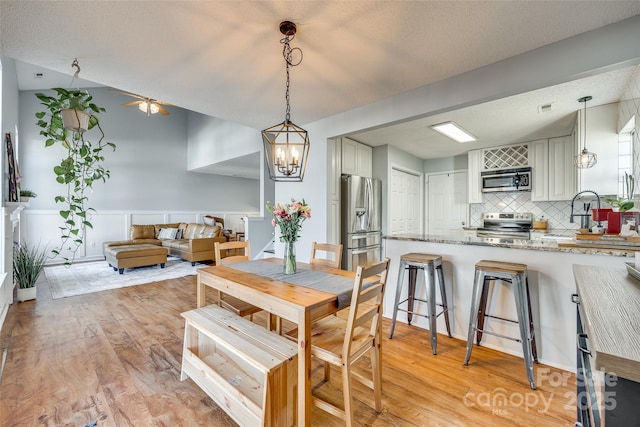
[472,327,523,343]
[395,306,449,319]
[483,313,519,324]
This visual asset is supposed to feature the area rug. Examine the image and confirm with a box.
[45,257,201,299]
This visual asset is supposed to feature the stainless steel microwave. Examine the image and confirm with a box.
[481,167,532,193]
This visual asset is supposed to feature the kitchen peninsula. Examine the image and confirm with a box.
[383,233,634,371]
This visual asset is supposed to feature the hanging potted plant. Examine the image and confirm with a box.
[35,88,116,265]
[60,90,92,132]
[13,243,47,302]
[36,88,98,132]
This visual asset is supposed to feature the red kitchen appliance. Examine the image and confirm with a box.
[592,208,612,222]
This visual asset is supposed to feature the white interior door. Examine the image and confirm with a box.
[427,171,468,235]
[390,168,422,235]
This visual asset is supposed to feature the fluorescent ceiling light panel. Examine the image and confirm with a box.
[431,121,476,143]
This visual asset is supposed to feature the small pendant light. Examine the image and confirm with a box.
[574,96,597,169]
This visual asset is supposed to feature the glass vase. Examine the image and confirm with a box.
[283,241,297,275]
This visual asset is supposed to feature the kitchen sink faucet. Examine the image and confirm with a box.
[569,190,601,229]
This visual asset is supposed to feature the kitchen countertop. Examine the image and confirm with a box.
[384,233,635,257]
[573,264,640,382]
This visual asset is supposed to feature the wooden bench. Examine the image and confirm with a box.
[180,305,298,427]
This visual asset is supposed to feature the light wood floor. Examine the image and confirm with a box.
[0,271,576,426]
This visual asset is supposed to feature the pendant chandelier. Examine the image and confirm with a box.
[574,96,597,169]
[262,21,310,182]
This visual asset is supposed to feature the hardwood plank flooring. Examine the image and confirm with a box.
[0,271,575,426]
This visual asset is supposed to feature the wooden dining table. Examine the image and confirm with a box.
[196,257,356,427]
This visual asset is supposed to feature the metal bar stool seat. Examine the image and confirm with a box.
[389,253,452,354]
[464,260,538,389]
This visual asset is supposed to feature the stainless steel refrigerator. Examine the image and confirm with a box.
[341,175,382,271]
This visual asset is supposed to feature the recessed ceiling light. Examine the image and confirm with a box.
[430,121,476,143]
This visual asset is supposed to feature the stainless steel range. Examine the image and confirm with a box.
[477,212,533,239]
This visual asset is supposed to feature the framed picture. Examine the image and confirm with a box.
[5,132,19,202]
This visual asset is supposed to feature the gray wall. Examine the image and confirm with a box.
[19,87,260,212]
[424,154,468,173]
[1,57,19,201]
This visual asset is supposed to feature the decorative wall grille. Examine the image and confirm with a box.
[483,144,529,170]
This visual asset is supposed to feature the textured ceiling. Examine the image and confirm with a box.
[2,1,640,170]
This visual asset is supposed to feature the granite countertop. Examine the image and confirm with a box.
[383,233,635,257]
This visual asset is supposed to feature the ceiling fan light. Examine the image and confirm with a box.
[138,101,159,115]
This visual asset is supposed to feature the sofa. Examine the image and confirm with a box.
[103,222,227,265]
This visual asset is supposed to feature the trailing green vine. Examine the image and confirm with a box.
[35,88,116,265]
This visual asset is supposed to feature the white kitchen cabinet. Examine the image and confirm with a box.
[327,138,341,244]
[467,149,483,203]
[529,139,549,201]
[341,137,372,177]
[548,135,577,200]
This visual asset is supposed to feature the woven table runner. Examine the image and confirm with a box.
[226,260,358,309]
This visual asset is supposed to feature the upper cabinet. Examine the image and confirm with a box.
[467,149,483,203]
[529,139,549,201]
[481,144,530,170]
[468,138,578,202]
[341,137,372,177]
[548,135,578,200]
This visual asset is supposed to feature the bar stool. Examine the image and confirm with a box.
[464,260,538,389]
[389,253,452,354]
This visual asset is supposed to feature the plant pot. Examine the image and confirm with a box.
[60,108,90,132]
[16,286,36,302]
[19,196,30,203]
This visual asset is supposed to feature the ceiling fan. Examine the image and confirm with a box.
[110,89,173,116]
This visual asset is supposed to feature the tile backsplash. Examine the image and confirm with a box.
[470,193,591,231]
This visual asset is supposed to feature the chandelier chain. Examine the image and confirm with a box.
[281,32,303,123]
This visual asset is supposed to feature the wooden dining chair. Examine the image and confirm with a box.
[286,257,390,426]
[310,241,343,269]
[213,240,263,320]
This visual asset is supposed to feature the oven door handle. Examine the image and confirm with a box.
[477,231,530,239]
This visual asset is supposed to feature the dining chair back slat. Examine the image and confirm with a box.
[213,240,263,320]
[215,240,251,265]
[310,242,343,269]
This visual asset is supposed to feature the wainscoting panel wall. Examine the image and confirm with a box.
[20,210,258,265]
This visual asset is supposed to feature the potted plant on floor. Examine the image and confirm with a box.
[13,243,47,302]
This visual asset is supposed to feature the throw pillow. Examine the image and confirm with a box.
[158,228,179,239]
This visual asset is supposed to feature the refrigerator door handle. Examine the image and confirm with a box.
[351,248,374,255]
[366,178,373,231]
[352,234,371,240]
